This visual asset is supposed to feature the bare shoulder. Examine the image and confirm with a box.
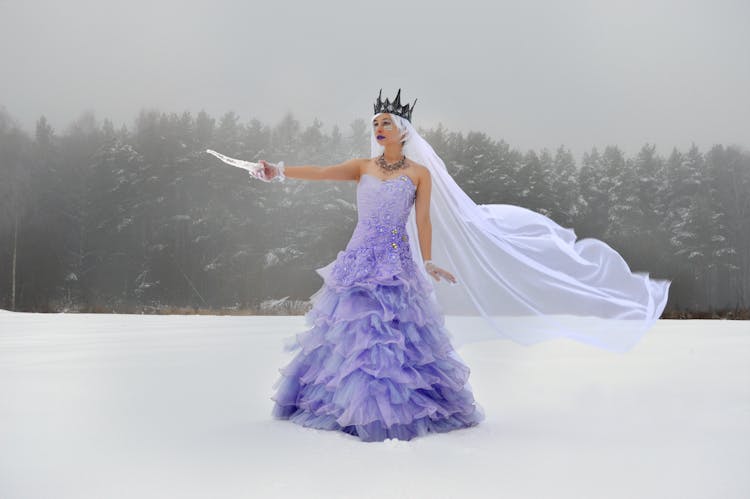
[409,161,431,188]
[354,157,370,177]
[340,157,368,180]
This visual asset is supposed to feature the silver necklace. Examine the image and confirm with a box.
[377,153,407,173]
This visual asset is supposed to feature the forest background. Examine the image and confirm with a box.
[1,107,747,317]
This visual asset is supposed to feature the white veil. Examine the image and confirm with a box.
[371,113,671,353]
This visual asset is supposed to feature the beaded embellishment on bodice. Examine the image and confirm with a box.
[347,173,416,250]
[326,173,418,288]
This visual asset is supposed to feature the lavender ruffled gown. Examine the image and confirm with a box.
[270,173,485,442]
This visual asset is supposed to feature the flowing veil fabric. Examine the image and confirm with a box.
[371,115,671,353]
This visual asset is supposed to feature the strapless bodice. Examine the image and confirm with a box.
[346,173,417,250]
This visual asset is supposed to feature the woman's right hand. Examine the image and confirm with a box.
[256,160,274,182]
[257,160,286,182]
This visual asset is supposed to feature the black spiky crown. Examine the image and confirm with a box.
[373,88,417,122]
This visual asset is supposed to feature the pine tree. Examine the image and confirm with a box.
[577,148,609,238]
[459,131,500,203]
[551,145,578,227]
[664,144,716,308]
[705,144,749,309]
[605,151,644,244]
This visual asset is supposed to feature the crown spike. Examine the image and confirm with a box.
[373,88,384,114]
[393,88,402,108]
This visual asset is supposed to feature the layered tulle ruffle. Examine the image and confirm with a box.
[270,275,485,442]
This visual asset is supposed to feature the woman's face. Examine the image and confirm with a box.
[372,113,401,146]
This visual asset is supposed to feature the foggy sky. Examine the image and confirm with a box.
[1,0,748,163]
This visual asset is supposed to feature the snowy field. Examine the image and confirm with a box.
[1,311,748,499]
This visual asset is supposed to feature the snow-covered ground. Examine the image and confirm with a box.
[1,311,748,499]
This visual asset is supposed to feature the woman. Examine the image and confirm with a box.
[210,88,670,442]
[263,91,487,442]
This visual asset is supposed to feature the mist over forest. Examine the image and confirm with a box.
[1,106,748,315]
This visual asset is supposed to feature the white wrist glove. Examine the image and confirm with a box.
[257,160,286,183]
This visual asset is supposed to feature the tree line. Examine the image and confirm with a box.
[1,106,748,315]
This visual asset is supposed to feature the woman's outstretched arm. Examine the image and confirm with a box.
[263,158,364,182]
